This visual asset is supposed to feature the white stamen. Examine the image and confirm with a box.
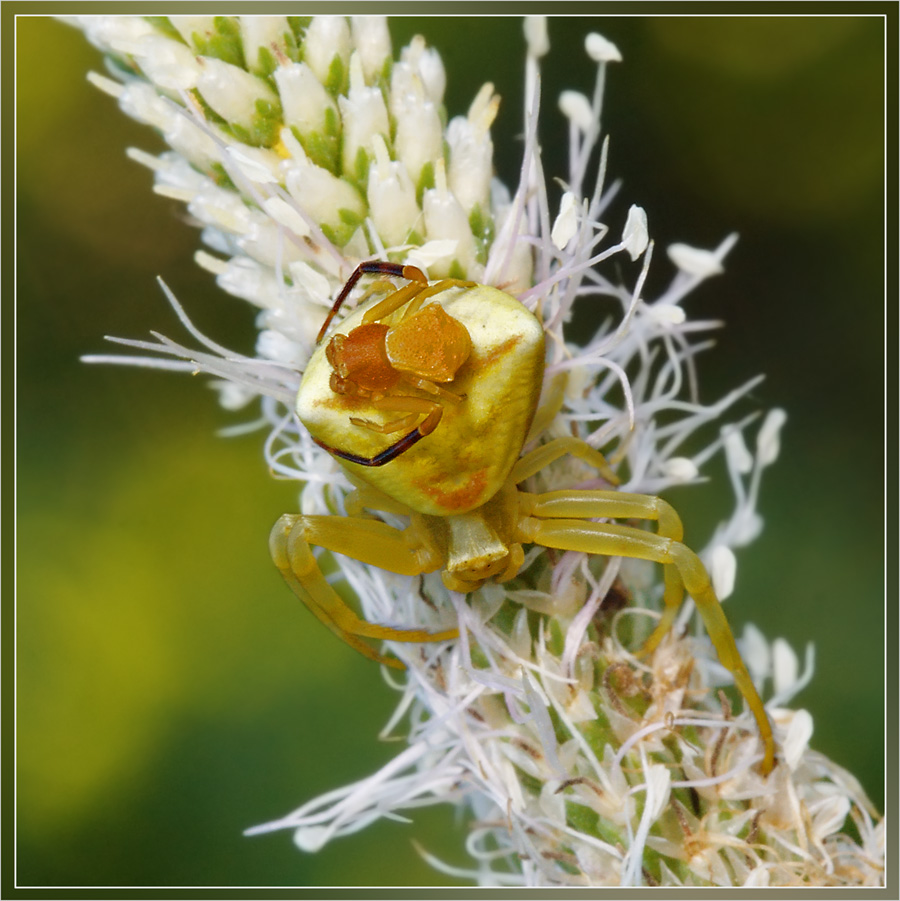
[667,242,726,277]
[551,191,578,250]
[585,33,622,63]
[524,16,549,58]
[724,426,754,475]
[757,408,787,466]
[661,457,699,482]
[709,545,738,600]
[559,90,594,132]
[783,709,814,770]
[622,204,649,260]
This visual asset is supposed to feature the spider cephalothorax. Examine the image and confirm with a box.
[320,270,474,463]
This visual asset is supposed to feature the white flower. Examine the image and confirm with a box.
[68,14,883,888]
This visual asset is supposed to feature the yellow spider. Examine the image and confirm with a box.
[270,261,776,775]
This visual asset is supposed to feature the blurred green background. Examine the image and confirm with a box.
[18,15,884,888]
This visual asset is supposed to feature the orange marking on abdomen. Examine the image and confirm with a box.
[420,468,489,513]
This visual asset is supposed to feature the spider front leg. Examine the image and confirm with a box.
[316,261,427,343]
[270,513,456,668]
[312,401,444,467]
[519,491,775,774]
[512,435,620,486]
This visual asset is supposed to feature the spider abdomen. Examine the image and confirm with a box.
[297,282,545,516]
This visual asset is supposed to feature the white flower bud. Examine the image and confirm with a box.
[167,15,217,51]
[446,83,499,214]
[423,161,479,277]
[304,16,351,86]
[397,34,445,104]
[81,15,157,55]
[133,34,202,92]
[510,607,532,658]
[393,87,443,188]
[163,111,222,171]
[194,249,228,276]
[199,224,237,256]
[350,16,392,83]
[187,183,259,237]
[196,56,279,128]
[367,135,421,248]
[117,80,174,130]
[149,151,209,196]
[86,71,124,100]
[240,16,291,73]
[274,61,337,137]
[339,53,390,176]
[284,158,365,236]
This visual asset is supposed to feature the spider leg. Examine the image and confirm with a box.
[524,373,567,444]
[349,412,420,435]
[511,436,619,485]
[363,277,479,326]
[521,489,686,641]
[270,513,455,668]
[521,512,775,774]
[317,261,428,342]
[344,478,416,517]
[361,280,427,323]
[316,404,443,467]
[398,375,465,403]
[399,278,477,318]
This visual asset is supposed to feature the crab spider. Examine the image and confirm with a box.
[271,261,776,775]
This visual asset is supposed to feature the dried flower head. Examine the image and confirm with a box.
[66,14,883,887]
